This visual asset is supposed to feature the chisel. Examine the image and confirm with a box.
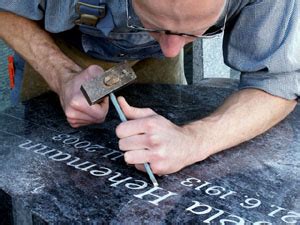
[109,92,158,187]
[81,62,158,187]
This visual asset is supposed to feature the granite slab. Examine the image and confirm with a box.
[0,84,299,224]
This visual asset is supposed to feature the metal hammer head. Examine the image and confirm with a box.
[80,62,137,105]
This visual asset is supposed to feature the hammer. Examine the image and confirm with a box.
[80,62,158,187]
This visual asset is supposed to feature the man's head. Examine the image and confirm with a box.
[132,0,226,57]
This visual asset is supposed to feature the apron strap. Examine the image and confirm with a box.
[75,0,106,27]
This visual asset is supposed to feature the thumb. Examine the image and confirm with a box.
[118,96,156,119]
[84,65,104,80]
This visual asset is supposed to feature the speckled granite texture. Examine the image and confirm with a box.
[0,83,299,224]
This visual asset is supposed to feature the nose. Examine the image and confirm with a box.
[157,34,187,58]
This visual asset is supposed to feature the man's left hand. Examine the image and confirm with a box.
[115,97,200,175]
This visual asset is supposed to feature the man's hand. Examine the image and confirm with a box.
[116,97,200,175]
[59,65,109,128]
[0,12,109,128]
[116,89,297,175]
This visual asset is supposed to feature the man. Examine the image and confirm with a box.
[0,0,299,175]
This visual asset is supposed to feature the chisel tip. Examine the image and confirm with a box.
[144,163,159,187]
[153,181,159,187]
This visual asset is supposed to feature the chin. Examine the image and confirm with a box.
[161,49,182,58]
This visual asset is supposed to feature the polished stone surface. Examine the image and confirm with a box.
[0,84,299,224]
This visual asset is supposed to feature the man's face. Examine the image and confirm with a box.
[132,0,225,57]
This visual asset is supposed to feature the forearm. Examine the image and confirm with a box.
[184,89,297,163]
[0,12,81,94]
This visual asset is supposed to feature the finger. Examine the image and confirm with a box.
[85,65,104,80]
[82,96,109,121]
[65,106,101,122]
[118,96,156,120]
[135,164,165,176]
[70,97,109,122]
[135,164,146,173]
[124,150,152,165]
[68,121,91,128]
[119,135,147,151]
[99,96,109,107]
[116,118,150,138]
[67,117,95,126]
[85,96,109,121]
[119,134,159,151]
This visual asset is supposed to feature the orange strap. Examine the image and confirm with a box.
[8,56,15,89]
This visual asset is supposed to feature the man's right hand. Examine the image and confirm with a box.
[0,12,109,128]
[59,65,109,128]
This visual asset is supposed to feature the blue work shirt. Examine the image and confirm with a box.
[224,0,300,100]
[0,0,299,100]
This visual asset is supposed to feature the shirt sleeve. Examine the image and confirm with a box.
[223,0,300,100]
[0,1,44,21]
[0,1,77,33]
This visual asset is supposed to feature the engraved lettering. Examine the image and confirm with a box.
[52,134,70,141]
[19,141,47,152]
[67,157,97,171]
[195,181,211,191]
[281,211,300,224]
[268,205,286,217]
[48,151,72,161]
[85,144,105,153]
[125,180,148,190]
[240,198,261,209]
[205,186,226,196]
[186,201,212,215]
[108,172,133,187]
[219,215,245,225]
[90,167,112,177]
[74,141,91,149]
[134,187,177,206]
[34,148,58,156]
[219,190,237,200]
[181,177,201,187]
[203,208,225,223]
[102,149,124,161]
[63,137,80,145]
